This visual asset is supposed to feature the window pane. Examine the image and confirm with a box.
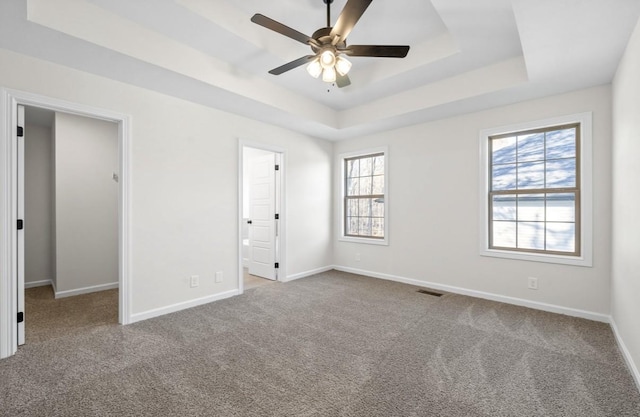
[492,136,516,165]
[360,157,373,176]
[359,177,372,195]
[488,123,580,257]
[518,222,545,250]
[517,161,545,189]
[493,221,516,248]
[547,193,575,222]
[347,178,359,196]
[347,199,359,216]
[359,217,372,236]
[492,164,516,191]
[372,176,384,194]
[546,128,576,159]
[372,199,384,217]
[546,223,575,252]
[346,159,359,178]
[346,217,358,235]
[546,158,576,188]
[518,132,545,162]
[372,219,384,237]
[518,194,545,222]
[344,152,385,240]
[373,156,384,175]
[359,199,373,217]
[492,195,516,221]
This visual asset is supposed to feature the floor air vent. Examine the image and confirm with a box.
[417,289,443,297]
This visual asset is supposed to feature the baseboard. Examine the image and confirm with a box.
[610,318,640,392]
[333,265,610,323]
[129,289,239,324]
[25,279,52,289]
[284,266,334,283]
[55,282,118,299]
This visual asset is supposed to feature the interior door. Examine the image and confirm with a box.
[17,105,25,346]
[248,152,276,280]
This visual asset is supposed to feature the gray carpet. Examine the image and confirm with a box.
[1,270,639,416]
[24,285,118,344]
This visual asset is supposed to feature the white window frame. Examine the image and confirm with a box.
[479,112,593,267]
[339,147,389,246]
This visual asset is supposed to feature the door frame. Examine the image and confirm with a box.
[0,88,132,359]
[238,140,286,294]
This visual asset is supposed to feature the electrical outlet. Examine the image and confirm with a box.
[355,253,361,262]
[215,271,223,283]
[190,275,199,288]
[528,277,538,290]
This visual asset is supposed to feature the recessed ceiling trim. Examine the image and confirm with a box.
[27,0,339,129]
[340,56,529,129]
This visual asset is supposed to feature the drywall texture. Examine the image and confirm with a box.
[0,48,332,315]
[612,17,640,384]
[334,85,613,316]
[24,123,53,285]
[54,112,119,293]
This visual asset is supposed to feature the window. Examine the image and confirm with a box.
[341,149,388,244]
[480,113,592,266]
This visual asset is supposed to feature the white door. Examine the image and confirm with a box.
[248,153,276,280]
[17,105,25,346]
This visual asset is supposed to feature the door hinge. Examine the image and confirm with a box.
[17,126,24,137]
[275,214,279,220]
[17,312,24,323]
[17,219,23,230]
[275,164,280,171]
[274,262,279,269]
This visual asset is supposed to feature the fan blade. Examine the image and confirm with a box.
[251,14,318,47]
[330,0,373,45]
[340,45,410,58]
[336,74,351,88]
[269,55,316,75]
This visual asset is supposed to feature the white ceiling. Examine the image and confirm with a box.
[0,0,638,140]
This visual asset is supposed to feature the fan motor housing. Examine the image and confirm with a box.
[311,27,346,52]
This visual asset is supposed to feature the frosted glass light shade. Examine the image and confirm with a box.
[322,66,337,83]
[335,56,352,76]
[306,58,322,78]
[320,50,336,69]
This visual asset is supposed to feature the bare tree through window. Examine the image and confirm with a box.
[344,153,385,239]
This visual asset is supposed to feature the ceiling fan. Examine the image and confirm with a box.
[250,0,410,88]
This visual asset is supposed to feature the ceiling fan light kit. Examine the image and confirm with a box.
[335,56,352,76]
[306,58,323,78]
[250,0,410,88]
[322,66,337,83]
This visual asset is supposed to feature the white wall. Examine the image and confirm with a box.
[54,112,119,294]
[0,48,333,316]
[612,17,640,385]
[24,124,53,285]
[334,85,612,317]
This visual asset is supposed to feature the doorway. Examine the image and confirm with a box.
[20,105,119,344]
[0,89,132,359]
[239,142,286,293]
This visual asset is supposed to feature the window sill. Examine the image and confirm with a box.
[339,236,389,246]
[480,248,592,267]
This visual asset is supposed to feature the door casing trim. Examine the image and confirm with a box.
[0,88,132,359]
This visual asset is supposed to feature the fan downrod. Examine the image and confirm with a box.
[323,0,333,28]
